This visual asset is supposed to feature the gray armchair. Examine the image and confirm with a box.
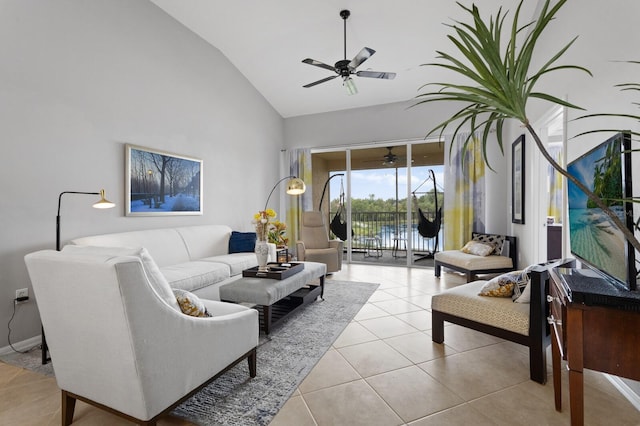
[296,211,343,274]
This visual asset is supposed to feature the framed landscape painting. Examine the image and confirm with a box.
[126,144,203,216]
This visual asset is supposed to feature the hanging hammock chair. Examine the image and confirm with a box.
[412,169,443,259]
[330,190,349,241]
[319,174,351,241]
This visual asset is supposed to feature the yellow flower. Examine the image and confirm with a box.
[253,209,278,241]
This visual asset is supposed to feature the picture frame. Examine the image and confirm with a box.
[511,134,525,224]
[125,144,203,216]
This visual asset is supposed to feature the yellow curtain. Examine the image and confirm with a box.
[547,145,563,224]
[287,148,312,257]
[443,133,486,250]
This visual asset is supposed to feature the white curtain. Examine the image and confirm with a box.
[287,148,312,255]
[442,132,486,250]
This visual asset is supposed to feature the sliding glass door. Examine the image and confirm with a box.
[311,141,444,267]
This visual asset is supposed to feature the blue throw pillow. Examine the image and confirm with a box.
[229,231,257,253]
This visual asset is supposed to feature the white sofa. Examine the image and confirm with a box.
[68,225,276,300]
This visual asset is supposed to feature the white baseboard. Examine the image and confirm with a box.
[605,374,640,412]
[0,335,42,356]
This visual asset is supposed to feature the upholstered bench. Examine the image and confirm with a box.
[434,232,517,282]
[431,259,575,384]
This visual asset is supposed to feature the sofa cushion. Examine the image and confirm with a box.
[175,225,232,260]
[202,253,257,276]
[161,261,231,293]
[61,245,181,312]
[71,228,190,267]
[228,231,257,253]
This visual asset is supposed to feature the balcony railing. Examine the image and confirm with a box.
[329,210,443,253]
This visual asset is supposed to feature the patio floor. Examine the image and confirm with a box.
[344,248,436,268]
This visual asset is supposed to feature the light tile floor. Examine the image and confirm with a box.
[1,263,639,425]
[270,264,640,426]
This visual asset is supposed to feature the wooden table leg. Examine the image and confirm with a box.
[567,307,584,426]
[551,326,562,411]
[569,369,584,426]
[262,305,272,335]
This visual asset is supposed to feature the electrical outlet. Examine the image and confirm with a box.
[15,288,29,303]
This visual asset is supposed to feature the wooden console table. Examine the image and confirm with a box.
[549,267,640,425]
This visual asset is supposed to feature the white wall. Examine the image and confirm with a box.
[0,0,284,347]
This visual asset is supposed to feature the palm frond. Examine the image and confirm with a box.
[415,0,586,146]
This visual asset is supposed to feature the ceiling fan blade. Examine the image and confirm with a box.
[356,70,397,80]
[303,75,338,88]
[302,58,336,72]
[348,47,375,69]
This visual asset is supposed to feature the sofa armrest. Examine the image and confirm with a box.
[328,239,343,270]
[296,241,306,260]
[328,239,343,251]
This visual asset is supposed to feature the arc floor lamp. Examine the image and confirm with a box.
[263,176,306,211]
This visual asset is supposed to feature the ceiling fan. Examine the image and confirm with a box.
[382,147,400,166]
[302,10,396,95]
[362,147,411,167]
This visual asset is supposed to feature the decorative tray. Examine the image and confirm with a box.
[242,262,304,280]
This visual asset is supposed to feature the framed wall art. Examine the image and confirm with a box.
[511,134,525,224]
[125,144,203,216]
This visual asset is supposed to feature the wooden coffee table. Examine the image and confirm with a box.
[219,261,326,334]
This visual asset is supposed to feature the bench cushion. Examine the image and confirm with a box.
[219,262,326,306]
[431,280,530,335]
[434,250,513,271]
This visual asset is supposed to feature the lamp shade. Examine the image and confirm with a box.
[263,176,306,211]
[286,177,306,195]
[92,189,116,209]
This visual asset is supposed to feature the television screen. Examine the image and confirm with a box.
[567,132,635,290]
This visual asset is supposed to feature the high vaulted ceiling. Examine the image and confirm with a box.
[150,0,539,118]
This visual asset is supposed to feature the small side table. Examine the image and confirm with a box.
[363,237,382,258]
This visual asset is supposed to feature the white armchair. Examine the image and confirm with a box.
[24,248,258,426]
[296,211,343,274]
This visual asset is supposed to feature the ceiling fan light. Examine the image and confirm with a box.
[344,77,358,95]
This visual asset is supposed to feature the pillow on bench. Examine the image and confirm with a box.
[460,240,495,257]
[471,232,506,256]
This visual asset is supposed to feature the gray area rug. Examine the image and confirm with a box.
[173,279,378,425]
[0,344,53,377]
[1,279,378,426]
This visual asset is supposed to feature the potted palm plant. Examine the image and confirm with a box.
[414,0,640,253]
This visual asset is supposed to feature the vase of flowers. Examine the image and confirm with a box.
[268,220,288,248]
[253,209,276,271]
